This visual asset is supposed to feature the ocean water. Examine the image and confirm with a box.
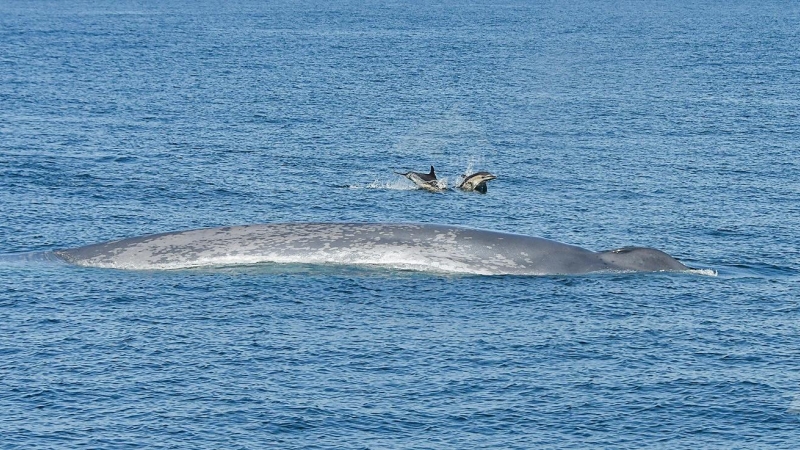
[2,0,799,447]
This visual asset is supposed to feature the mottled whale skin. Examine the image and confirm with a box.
[54,223,690,275]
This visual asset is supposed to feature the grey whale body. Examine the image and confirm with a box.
[55,222,690,275]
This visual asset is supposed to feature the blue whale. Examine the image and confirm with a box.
[53,222,692,275]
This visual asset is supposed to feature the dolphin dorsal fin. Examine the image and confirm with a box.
[429,166,436,177]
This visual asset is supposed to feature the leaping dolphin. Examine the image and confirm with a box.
[54,222,693,275]
[395,166,444,192]
[458,172,497,193]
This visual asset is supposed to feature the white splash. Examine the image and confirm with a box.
[378,175,448,192]
[689,268,718,277]
[455,155,491,187]
[348,178,417,190]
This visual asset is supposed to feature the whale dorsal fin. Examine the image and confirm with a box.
[429,166,436,178]
[599,247,689,271]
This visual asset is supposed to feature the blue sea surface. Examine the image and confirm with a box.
[2,0,800,448]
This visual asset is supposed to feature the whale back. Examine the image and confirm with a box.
[54,223,689,275]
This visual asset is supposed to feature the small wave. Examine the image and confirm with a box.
[788,394,800,414]
[714,262,797,279]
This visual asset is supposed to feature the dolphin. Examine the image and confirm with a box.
[395,166,444,192]
[458,172,497,193]
[53,222,692,275]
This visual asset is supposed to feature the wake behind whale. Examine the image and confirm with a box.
[52,222,696,275]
